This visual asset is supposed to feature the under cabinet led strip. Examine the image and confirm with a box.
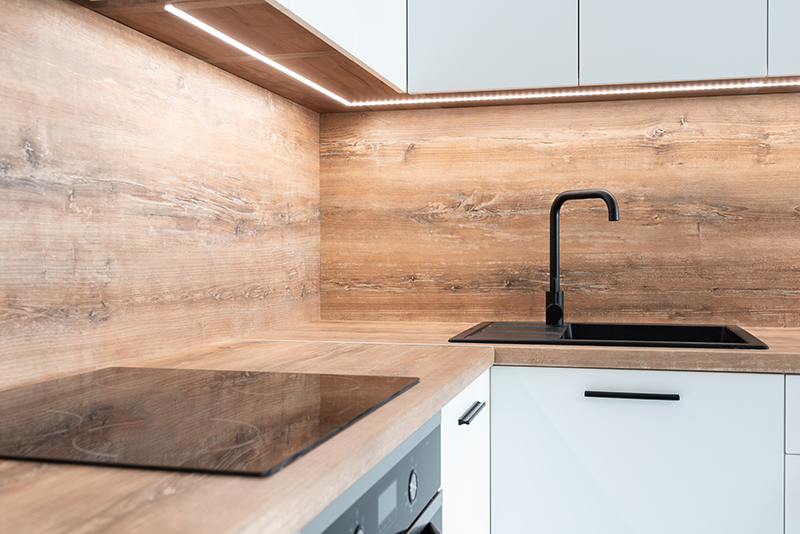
[164,4,351,106]
[165,4,800,108]
[354,78,800,106]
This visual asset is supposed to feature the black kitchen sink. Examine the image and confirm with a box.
[449,322,769,349]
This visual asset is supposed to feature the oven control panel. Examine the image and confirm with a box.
[321,426,440,534]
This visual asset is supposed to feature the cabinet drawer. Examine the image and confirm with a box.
[492,367,784,534]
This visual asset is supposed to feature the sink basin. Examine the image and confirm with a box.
[449,322,768,349]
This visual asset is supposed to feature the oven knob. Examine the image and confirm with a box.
[408,469,418,504]
[354,527,365,534]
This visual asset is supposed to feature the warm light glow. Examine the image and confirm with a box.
[164,4,800,108]
[164,4,351,106]
[350,78,800,107]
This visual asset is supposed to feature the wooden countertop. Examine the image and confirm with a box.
[242,321,800,374]
[0,340,492,534]
[5,320,800,533]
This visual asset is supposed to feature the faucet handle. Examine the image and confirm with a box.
[545,290,564,326]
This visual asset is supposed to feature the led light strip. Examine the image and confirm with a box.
[353,78,800,106]
[165,4,800,108]
[164,4,351,106]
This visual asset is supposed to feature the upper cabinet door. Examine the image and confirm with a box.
[287,0,407,91]
[580,0,767,85]
[289,0,361,58]
[359,1,407,91]
[408,0,578,93]
[769,0,800,76]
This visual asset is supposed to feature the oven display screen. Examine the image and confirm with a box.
[378,479,397,524]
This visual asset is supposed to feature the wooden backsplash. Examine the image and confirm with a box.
[320,93,800,327]
[0,0,320,390]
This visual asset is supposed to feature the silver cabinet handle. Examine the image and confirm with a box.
[458,401,487,425]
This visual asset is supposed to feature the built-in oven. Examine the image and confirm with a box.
[302,415,443,534]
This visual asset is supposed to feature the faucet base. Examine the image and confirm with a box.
[545,291,564,326]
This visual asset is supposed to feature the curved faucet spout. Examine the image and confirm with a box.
[546,188,619,326]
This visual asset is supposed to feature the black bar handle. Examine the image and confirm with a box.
[585,391,680,401]
[458,401,487,425]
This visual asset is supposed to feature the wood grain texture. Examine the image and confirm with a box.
[243,320,800,374]
[241,319,476,344]
[0,0,320,391]
[320,93,800,326]
[0,341,493,534]
[69,0,404,113]
[490,325,800,374]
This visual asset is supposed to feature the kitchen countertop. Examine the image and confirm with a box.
[4,320,800,533]
[0,339,492,534]
[243,321,800,374]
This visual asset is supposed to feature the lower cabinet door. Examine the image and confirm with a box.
[491,367,783,534]
[788,455,800,533]
[441,369,490,534]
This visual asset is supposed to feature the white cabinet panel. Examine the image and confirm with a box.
[769,0,800,76]
[359,1,407,90]
[441,369,490,534]
[287,0,406,90]
[289,0,360,58]
[788,455,800,533]
[580,0,767,85]
[786,375,800,453]
[408,0,578,93]
[491,367,783,534]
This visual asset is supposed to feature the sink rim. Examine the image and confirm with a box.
[449,321,769,350]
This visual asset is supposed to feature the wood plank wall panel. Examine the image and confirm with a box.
[0,0,320,390]
[320,93,800,327]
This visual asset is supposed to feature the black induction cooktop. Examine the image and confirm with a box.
[0,367,418,476]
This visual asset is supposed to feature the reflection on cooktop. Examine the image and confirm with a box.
[0,368,419,476]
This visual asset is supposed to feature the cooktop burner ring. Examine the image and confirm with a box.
[0,367,419,476]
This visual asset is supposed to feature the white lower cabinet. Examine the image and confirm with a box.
[787,455,800,533]
[440,369,490,534]
[785,375,800,533]
[491,367,784,534]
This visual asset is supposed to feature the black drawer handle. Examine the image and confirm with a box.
[585,391,680,401]
[458,401,486,425]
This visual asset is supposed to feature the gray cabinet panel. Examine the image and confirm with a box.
[769,0,800,76]
[580,0,767,85]
[408,0,578,93]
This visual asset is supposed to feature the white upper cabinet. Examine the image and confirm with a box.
[284,0,790,96]
[358,1,407,91]
[580,0,767,85]
[290,0,360,57]
[285,0,407,91]
[408,0,578,93]
[769,0,800,76]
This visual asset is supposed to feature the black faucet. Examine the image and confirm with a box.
[546,189,619,326]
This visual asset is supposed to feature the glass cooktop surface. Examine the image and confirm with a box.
[0,367,418,476]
